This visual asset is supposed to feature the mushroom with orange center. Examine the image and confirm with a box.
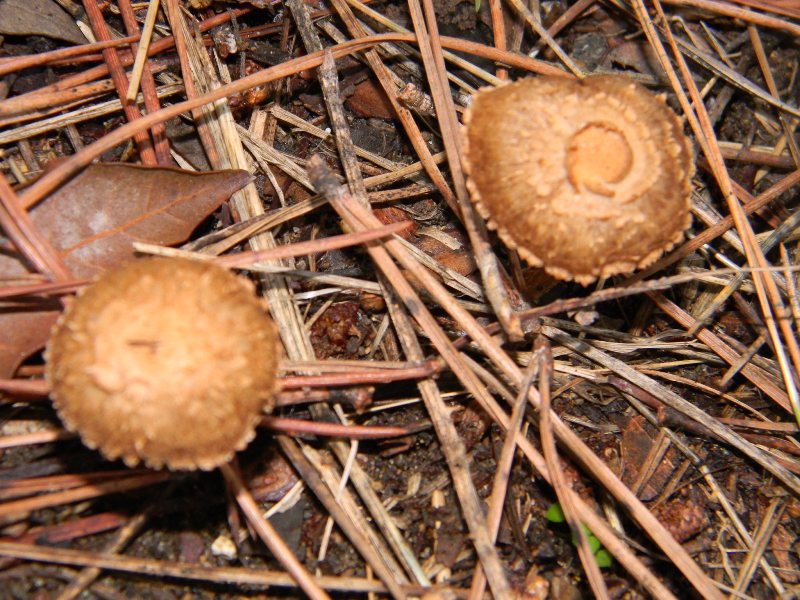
[45,257,281,471]
[462,75,694,285]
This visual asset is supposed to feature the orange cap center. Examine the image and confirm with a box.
[566,123,633,196]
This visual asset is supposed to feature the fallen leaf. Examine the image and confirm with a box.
[0,0,85,44]
[0,163,252,377]
[345,79,395,120]
[603,41,662,80]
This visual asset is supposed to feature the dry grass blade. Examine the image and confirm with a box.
[468,357,536,600]
[220,461,329,600]
[538,339,609,599]
[308,154,512,598]
[0,36,139,77]
[310,155,722,598]
[277,436,408,599]
[0,541,417,594]
[542,324,800,494]
[124,0,160,102]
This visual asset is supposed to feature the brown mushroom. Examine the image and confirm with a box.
[45,257,280,471]
[462,75,694,285]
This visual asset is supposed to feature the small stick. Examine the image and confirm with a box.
[661,0,800,35]
[134,221,412,266]
[0,177,71,282]
[220,460,330,600]
[260,415,409,439]
[0,472,168,524]
[0,36,139,77]
[118,0,171,164]
[468,353,535,600]
[277,436,408,598]
[82,0,157,165]
[0,542,419,594]
[309,154,513,598]
[126,0,162,101]
[56,510,150,600]
[0,79,116,121]
[539,338,609,598]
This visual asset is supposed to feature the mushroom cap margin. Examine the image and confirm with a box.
[462,75,694,284]
[45,257,281,471]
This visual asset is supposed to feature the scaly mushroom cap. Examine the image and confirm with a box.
[462,75,694,284]
[46,258,280,471]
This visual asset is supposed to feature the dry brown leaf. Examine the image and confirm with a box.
[345,79,395,120]
[0,163,252,377]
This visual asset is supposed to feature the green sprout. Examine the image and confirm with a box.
[545,503,614,569]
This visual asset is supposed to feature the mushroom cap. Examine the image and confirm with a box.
[45,257,280,471]
[462,75,694,284]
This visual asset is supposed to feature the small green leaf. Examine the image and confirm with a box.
[546,503,566,523]
[587,534,601,555]
[595,549,613,568]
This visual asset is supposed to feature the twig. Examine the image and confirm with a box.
[260,415,409,438]
[408,0,524,338]
[118,0,171,164]
[133,220,412,266]
[0,36,140,77]
[328,0,461,217]
[56,510,150,600]
[220,461,330,600]
[0,473,168,525]
[0,541,427,595]
[539,338,609,598]
[277,436,409,599]
[125,0,162,101]
[307,154,513,598]
[82,0,157,164]
[467,353,536,600]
